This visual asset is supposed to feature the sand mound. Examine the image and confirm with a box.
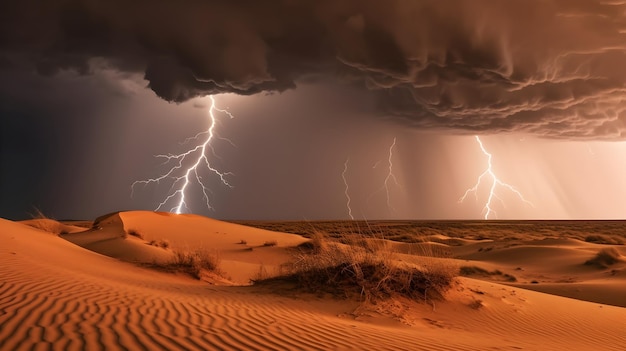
[20,218,86,235]
[62,212,174,265]
[116,211,309,283]
[62,211,310,284]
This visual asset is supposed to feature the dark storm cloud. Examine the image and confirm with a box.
[2,0,626,138]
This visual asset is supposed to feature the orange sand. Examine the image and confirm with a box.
[2,212,626,350]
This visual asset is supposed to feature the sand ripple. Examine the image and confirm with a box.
[2,218,626,350]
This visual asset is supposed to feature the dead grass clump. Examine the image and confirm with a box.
[584,235,624,245]
[25,219,69,235]
[291,261,453,301]
[459,266,490,276]
[144,249,224,281]
[125,229,144,239]
[257,233,456,303]
[459,266,517,282]
[585,248,624,268]
[148,239,171,249]
[468,299,484,310]
[164,249,222,279]
[296,231,329,253]
[25,209,69,235]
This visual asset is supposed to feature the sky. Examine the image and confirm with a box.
[2,0,626,221]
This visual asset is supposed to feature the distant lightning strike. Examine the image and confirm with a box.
[459,135,533,219]
[132,95,233,214]
[341,158,354,220]
[362,137,401,216]
[383,137,399,212]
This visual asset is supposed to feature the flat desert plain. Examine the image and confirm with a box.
[2,211,626,350]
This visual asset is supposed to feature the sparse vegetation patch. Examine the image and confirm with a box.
[148,239,170,249]
[234,220,626,244]
[25,219,69,235]
[459,266,517,282]
[263,240,278,247]
[148,249,222,280]
[584,235,624,245]
[125,229,144,239]
[255,233,456,303]
[171,250,221,279]
[585,248,624,268]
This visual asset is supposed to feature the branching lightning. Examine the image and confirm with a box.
[459,135,533,219]
[132,95,234,214]
[341,158,354,220]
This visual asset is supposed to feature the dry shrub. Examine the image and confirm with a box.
[263,240,278,247]
[585,235,624,245]
[25,219,69,235]
[25,209,69,235]
[253,264,271,281]
[585,248,624,268]
[147,249,222,279]
[459,266,517,282]
[30,208,52,220]
[257,233,456,303]
[296,231,328,252]
[171,249,222,279]
[125,229,144,239]
[147,239,170,249]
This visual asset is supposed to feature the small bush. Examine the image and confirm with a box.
[459,266,490,276]
[254,264,271,281]
[126,229,144,239]
[25,219,68,235]
[459,266,517,282]
[24,208,71,235]
[585,235,624,245]
[296,231,328,253]
[263,240,278,247]
[585,248,624,268]
[238,239,247,245]
[165,249,222,279]
[147,239,170,249]
[146,249,223,280]
[255,233,456,303]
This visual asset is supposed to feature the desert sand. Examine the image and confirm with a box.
[2,211,626,350]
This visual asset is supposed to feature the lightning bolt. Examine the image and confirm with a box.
[383,137,399,212]
[459,135,533,219]
[132,95,234,214]
[366,137,400,214]
[341,158,354,220]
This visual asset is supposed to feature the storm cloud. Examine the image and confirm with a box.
[2,0,626,138]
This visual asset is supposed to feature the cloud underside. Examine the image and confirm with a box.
[2,0,626,139]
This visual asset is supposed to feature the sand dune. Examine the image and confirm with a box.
[454,237,626,307]
[2,213,626,350]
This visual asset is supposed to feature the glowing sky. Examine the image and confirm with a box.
[2,0,626,220]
